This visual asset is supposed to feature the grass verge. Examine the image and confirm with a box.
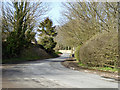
[2,56,50,64]
[78,62,118,73]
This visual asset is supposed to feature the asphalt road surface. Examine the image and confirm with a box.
[2,53,118,88]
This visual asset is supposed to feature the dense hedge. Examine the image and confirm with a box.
[77,31,118,68]
[75,45,81,62]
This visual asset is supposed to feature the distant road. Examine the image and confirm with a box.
[59,50,72,53]
[2,53,118,88]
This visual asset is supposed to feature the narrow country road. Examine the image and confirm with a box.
[2,53,118,88]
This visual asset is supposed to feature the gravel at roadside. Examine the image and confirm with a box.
[61,58,119,81]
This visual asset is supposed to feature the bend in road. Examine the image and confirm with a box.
[2,53,118,88]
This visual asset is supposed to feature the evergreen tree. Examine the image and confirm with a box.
[38,17,57,37]
[40,37,56,53]
[2,2,35,58]
[38,18,57,52]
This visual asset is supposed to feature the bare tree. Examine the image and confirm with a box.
[56,2,118,49]
[2,1,48,41]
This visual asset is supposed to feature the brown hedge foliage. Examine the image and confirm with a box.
[79,31,118,68]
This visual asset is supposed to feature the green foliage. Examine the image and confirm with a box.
[90,67,118,72]
[38,17,57,53]
[55,51,63,55]
[78,62,85,67]
[40,36,57,53]
[38,17,57,37]
[50,52,59,57]
[2,1,55,63]
[2,2,36,58]
[25,31,36,43]
[3,31,29,58]
[78,62,118,72]
[75,45,81,62]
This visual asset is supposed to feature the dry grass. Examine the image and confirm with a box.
[3,45,52,64]
[21,46,51,59]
